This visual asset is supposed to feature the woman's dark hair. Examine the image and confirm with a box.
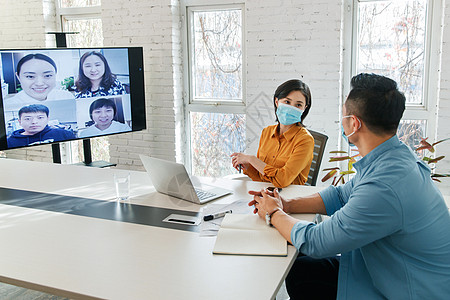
[89,98,117,120]
[16,54,57,75]
[75,51,116,93]
[345,73,406,135]
[273,79,312,125]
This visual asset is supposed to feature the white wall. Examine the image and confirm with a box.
[244,0,342,178]
[436,1,450,194]
[0,0,449,192]
[101,0,183,168]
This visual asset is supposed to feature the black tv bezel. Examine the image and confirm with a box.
[0,46,146,151]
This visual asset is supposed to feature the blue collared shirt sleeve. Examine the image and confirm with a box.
[318,180,355,216]
[291,180,402,258]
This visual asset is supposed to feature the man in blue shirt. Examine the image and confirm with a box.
[249,73,450,299]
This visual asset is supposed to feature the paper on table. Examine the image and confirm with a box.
[212,214,287,256]
[199,199,252,237]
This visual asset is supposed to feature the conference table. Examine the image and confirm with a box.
[0,158,322,300]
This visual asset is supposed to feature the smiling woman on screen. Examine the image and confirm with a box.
[231,79,314,188]
[7,53,74,107]
[75,51,126,99]
[79,98,131,138]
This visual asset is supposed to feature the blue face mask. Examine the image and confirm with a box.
[341,115,361,147]
[276,103,303,125]
[341,125,355,147]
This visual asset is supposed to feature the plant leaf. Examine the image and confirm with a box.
[322,167,340,171]
[340,170,356,175]
[416,138,434,152]
[416,145,434,152]
[321,169,337,182]
[334,174,345,186]
[427,156,445,164]
[431,138,450,147]
[329,156,351,162]
[431,173,450,178]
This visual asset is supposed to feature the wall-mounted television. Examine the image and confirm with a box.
[0,47,146,152]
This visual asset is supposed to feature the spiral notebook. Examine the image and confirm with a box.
[212,214,287,256]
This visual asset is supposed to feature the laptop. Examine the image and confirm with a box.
[139,154,232,204]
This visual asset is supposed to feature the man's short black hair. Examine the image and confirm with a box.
[345,73,406,135]
[18,104,50,118]
[89,98,117,120]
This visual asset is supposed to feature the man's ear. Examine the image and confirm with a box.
[352,115,362,131]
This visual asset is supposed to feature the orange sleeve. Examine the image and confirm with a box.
[243,164,261,181]
[262,132,314,188]
[243,128,266,181]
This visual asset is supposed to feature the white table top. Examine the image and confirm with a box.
[0,158,322,300]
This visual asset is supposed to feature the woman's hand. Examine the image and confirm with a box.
[248,188,284,219]
[230,152,251,171]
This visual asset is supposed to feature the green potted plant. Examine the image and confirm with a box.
[322,138,450,185]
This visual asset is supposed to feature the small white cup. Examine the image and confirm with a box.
[114,173,130,201]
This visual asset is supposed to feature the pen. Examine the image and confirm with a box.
[203,209,232,221]
[239,164,242,173]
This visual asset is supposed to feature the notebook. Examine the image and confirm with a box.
[212,214,287,256]
[139,154,232,204]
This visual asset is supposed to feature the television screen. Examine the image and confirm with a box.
[0,47,146,151]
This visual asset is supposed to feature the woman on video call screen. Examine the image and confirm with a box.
[0,48,133,149]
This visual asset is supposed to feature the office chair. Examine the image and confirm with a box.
[306,129,329,186]
[305,129,329,224]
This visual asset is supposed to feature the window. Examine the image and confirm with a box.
[184,3,245,177]
[55,0,108,164]
[346,0,441,149]
[59,0,100,8]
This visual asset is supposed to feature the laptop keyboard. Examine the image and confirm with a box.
[195,189,217,201]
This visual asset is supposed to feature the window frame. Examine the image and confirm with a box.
[342,0,442,147]
[181,0,246,173]
[55,2,101,33]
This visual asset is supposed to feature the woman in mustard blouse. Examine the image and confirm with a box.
[231,79,314,188]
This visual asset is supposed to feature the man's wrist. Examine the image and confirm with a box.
[266,207,283,226]
[283,199,292,214]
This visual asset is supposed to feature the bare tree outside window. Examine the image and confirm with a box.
[192,9,242,101]
[358,0,426,105]
[357,0,428,150]
[397,119,426,156]
[189,8,245,177]
[191,112,245,177]
[64,18,103,47]
[59,0,100,8]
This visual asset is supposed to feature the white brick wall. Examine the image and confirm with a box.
[101,0,182,170]
[0,0,449,193]
[245,0,342,186]
[436,1,450,194]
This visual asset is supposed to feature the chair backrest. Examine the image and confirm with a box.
[306,129,328,186]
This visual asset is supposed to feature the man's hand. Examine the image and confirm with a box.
[248,188,284,219]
